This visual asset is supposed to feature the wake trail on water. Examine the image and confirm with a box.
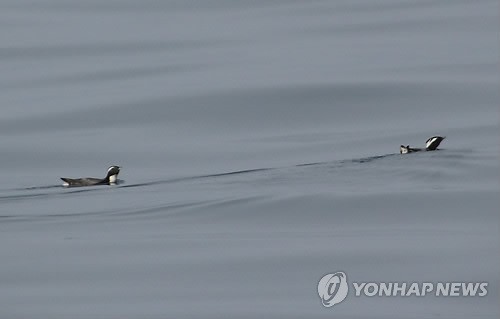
[0,152,414,202]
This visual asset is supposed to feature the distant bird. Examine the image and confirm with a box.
[425,136,446,151]
[400,136,445,154]
[61,166,121,187]
[400,145,421,154]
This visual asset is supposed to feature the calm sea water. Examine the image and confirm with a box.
[0,0,498,318]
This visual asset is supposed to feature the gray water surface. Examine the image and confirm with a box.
[0,0,498,318]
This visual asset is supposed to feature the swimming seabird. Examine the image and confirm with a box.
[61,165,121,187]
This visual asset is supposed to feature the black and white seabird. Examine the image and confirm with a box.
[425,136,446,151]
[400,145,422,154]
[61,165,121,187]
[400,136,445,154]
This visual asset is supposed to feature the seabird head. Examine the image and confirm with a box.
[400,145,410,154]
[106,165,120,183]
[425,136,445,151]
